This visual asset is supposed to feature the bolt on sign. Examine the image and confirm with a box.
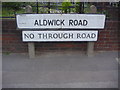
[16,14,106,42]
[16,14,105,29]
[22,31,98,42]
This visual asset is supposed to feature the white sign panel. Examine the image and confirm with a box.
[22,31,98,42]
[17,14,105,29]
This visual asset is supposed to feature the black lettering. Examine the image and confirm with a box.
[86,33,91,38]
[39,20,43,26]
[38,33,42,38]
[69,20,73,26]
[59,33,62,39]
[61,20,65,26]
[81,33,86,38]
[53,20,56,26]
[24,34,29,39]
[74,20,78,26]
[77,33,81,38]
[53,33,58,39]
[56,20,60,26]
[43,20,47,26]
[43,33,48,39]
[78,20,82,25]
[63,33,68,39]
[24,33,34,39]
[48,33,53,39]
[34,20,39,26]
[69,33,74,38]
[48,20,54,26]
[29,33,34,39]
[91,33,96,38]
[83,20,88,26]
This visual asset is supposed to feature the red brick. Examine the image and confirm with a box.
[2,19,119,53]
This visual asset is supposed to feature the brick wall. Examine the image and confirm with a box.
[2,19,119,53]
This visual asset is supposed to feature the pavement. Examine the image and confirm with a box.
[2,51,118,88]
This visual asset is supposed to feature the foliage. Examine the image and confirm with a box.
[2,2,23,11]
[84,3,91,13]
[61,0,72,13]
[75,2,80,13]
[75,2,85,13]
[2,2,37,16]
[3,52,11,55]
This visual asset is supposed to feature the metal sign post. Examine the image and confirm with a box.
[16,5,105,58]
[25,5,35,59]
[87,5,97,57]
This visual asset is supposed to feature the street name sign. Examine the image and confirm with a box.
[16,14,105,29]
[22,31,98,42]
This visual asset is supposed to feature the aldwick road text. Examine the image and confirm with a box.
[22,31,98,42]
[34,19,88,26]
[16,14,105,29]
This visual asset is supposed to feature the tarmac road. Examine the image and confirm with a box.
[2,51,118,88]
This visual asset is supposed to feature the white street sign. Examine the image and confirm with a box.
[17,14,105,29]
[22,31,98,42]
